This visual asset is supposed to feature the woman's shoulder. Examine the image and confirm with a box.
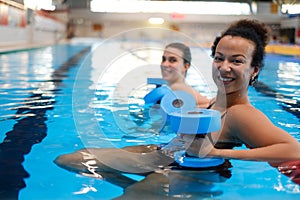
[225,104,267,127]
[224,103,277,141]
[171,82,194,93]
[227,104,262,116]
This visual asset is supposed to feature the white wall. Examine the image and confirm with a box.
[32,14,66,43]
[0,26,28,45]
[0,11,66,47]
[73,19,228,45]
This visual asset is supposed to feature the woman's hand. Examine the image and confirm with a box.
[182,134,217,158]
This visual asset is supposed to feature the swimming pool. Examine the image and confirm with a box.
[0,39,299,199]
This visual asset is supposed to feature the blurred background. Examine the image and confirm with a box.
[0,0,300,49]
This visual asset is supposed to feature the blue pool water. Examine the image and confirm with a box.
[0,40,299,200]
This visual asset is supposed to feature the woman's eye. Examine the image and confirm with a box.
[214,56,223,62]
[169,58,177,63]
[233,59,245,64]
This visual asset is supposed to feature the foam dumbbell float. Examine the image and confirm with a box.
[143,79,224,168]
[160,92,224,168]
[143,78,169,105]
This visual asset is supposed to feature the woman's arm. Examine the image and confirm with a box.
[213,105,300,162]
[187,105,300,164]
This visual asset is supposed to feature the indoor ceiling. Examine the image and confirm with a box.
[45,0,299,24]
[59,0,299,9]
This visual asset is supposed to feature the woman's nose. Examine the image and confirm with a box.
[218,60,231,72]
[161,60,170,66]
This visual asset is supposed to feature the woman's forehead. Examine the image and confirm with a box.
[216,36,255,57]
[163,47,184,57]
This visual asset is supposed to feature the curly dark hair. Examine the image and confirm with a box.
[211,19,271,85]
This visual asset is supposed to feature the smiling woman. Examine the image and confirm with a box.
[186,19,300,166]
[160,42,210,107]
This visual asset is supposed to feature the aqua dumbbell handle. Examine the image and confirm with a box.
[147,78,166,86]
[143,86,171,104]
[174,151,225,168]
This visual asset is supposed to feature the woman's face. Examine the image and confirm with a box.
[161,47,189,84]
[212,35,257,95]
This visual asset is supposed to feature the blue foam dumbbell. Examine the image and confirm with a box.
[168,107,225,168]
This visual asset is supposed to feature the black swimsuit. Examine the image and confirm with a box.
[206,100,242,149]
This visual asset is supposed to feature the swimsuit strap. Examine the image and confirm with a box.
[221,110,227,119]
[206,99,216,109]
[207,99,227,118]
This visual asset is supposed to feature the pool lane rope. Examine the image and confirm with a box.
[143,78,225,168]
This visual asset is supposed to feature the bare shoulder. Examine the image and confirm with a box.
[224,104,294,148]
[224,104,273,139]
[226,104,265,121]
[225,104,275,132]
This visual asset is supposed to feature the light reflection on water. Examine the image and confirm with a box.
[252,54,299,141]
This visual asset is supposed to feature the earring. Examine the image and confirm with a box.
[250,74,257,85]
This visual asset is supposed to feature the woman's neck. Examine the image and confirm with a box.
[168,79,186,89]
[215,90,250,109]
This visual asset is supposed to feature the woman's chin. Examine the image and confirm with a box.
[162,77,170,82]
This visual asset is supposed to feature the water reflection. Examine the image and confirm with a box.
[0,46,90,199]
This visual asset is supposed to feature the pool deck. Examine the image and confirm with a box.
[0,43,51,54]
[265,44,300,56]
[0,40,70,54]
[0,40,300,56]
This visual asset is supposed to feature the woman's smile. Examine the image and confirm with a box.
[219,76,235,84]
